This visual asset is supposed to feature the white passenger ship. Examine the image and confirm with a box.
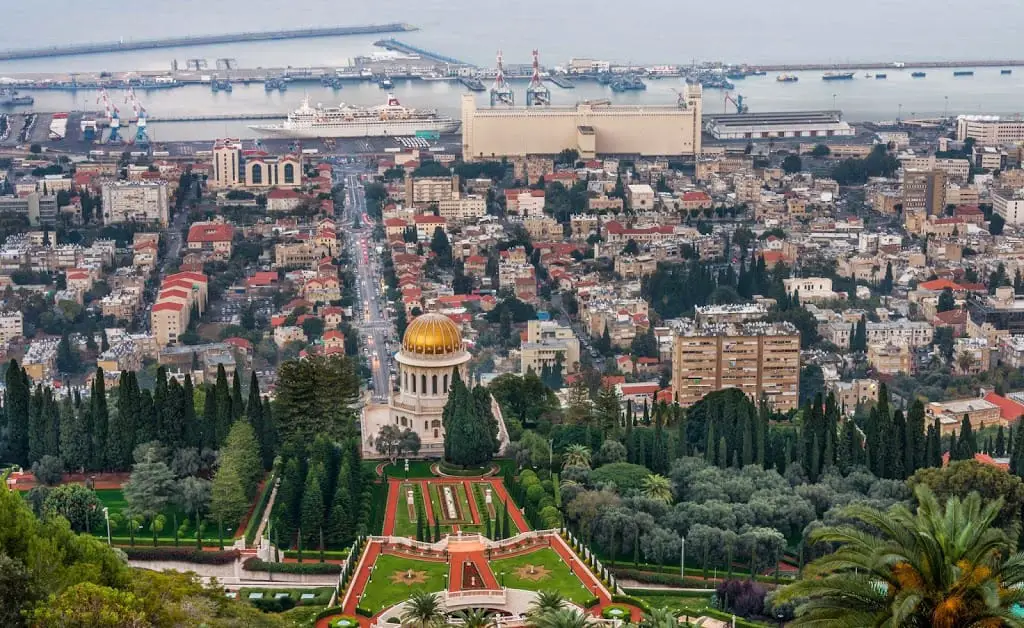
[250,95,460,138]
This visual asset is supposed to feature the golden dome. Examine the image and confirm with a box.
[402,313,463,356]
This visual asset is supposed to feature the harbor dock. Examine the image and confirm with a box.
[0,24,417,61]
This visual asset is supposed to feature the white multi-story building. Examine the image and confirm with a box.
[993,188,1024,225]
[783,277,840,302]
[100,181,169,227]
[866,319,934,347]
[956,115,1024,145]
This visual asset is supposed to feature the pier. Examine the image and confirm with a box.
[746,59,1024,72]
[373,39,473,67]
[0,24,417,61]
[547,76,575,89]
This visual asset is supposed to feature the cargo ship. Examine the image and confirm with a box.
[1002,69,1013,75]
[822,72,855,81]
[249,95,460,138]
[953,70,974,76]
[776,74,798,83]
[875,73,887,79]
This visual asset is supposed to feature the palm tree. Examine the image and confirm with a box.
[956,350,977,375]
[640,607,679,628]
[528,590,567,617]
[641,474,673,503]
[776,485,1024,627]
[528,608,590,628]
[401,591,445,628]
[562,444,591,469]
[452,608,495,628]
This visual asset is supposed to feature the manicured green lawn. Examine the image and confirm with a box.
[427,483,474,525]
[358,554,448,613]
[633,593,714,615]
[90,489,193,540]
[473,483,520,536]
[490,548,592,604]
[238,587,334,606]
[392,483,427,538]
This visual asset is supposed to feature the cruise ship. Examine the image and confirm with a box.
[250,95,460,138]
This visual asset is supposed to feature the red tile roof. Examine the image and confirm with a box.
[188,223,234,243]
[983,392,1024,422]
[919,278,961,291]
[152,301,185,313]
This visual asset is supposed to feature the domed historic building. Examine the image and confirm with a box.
[362,313,506,457]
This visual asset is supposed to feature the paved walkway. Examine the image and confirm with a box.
[251,478,279,547]
[448,551,499,591]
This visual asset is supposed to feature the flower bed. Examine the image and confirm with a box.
[601,604,631,620]
[122,547,239,564]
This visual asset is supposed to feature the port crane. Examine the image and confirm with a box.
[125,88,149,146]
[96,89,121,143]
[725,93,748,114]
[490,50,514,106]
[526,49,550,106]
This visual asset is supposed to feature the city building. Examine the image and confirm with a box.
[626,184,656,210]
[695,303,769,325]
[461,87,702,160]
[902,170,947,216]
[210,138,302,189]
[186,222,234,260]
[520,319,581,376]
[867,342,911,375]
[783,277,841,302]
[23,338,60,382]
[405,176,459,205]
[100,181,170,227]
[671,320,801,411]
[436,196,487,224]
[956,115,1024,145]
[0,193,59,227]
[704,110,855,140]
[0,310,23,345]
[993,188,1024,225]
[865,319,934,347]
[361,313,509,457]
[926,398,1004,435]
[968,287,1024,339]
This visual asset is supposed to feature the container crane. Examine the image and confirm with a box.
[490,50,514,106]
[526,49,550,106]
[725,93,748,114]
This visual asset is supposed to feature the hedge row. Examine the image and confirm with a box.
[244,471,277,546]
[283,549,349,560]
[355,606,373,617]
[611,594,651,613]
[122,547,239,564]
[242,557,341,574]
[437,462,491,477]
[313,606,346,622]
[623,587,714,597]
[583,596,601,609]
[611,568,723,588]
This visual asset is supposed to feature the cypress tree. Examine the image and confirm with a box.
[624,401,635,463]
[434,517,441,542]
[957,414,977,460]
[28,384,44,465]
[59,396,87,471]
[107,373,135,471]
[5,360,30,467]
[262,398,276,469]
[651,407,669,473]
[717,436,728,470]
[153,366,169,443]
[231,370,245,421]
[166,378,187,448]
[502,501,510,538]
[91,368,109,470]
[996,425,1007,457]
[415,501,425,541]
[931,416,944,467]
[756,398,768,467]
[326,462,353,547]
[215,365,232,444]
[43,387,60,458]
[741,411,753,467]
[905,399,926,475]
[300,464,325,550]
[182,374,199,449]
[136,389,156,446]
[202,384,218,450]
[891,410,906,480]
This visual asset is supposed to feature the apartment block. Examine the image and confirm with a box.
[671,320,801,411]
[405,175,459,205]
[0,310,23,345]
[520,319,581,375]
[865,319,934,347]
[902,169,947,216]
[100,181,170,227]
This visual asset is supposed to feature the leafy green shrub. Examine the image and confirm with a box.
[244,471,276,545]
[601,604,631,620]
[252,595,296,613]
[242,557,341,574]
[122,548,239,564]
[331,615,361,627]
[355,606,373,617]
[583,596,601,608]
[313,606,346,622]
[611,594,651,613]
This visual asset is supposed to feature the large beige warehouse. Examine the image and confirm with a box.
[460,84,702,160]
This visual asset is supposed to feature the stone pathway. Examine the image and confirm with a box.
[251,477,279,548]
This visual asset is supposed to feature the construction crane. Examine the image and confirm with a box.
[724,93,748,114]
[526,49,550,106]
[490,50,514,106]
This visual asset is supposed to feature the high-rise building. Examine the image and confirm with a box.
[902,169,947,216]
[100,181,169,227]
[211,138,242,188]
[671,320,800,411]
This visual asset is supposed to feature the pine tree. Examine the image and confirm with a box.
[90,368,109,470]
[300,464,325,549]
[247,371,274,469]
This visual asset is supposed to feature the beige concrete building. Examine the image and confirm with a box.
[671,321,801,411]
[627,184,656,211]
[783,277,840,302]
[100,181,169,227]
[956,115,1024,145]
[244,154,302,188]
[211,138,243,188]
[461,86,702,160]
[520,319,581,376]
[436,196,487,224]
[867,342,911,375]
[902,170,947,216]
[926,397,1004,435]
[405,176,459,205]
[0,310,23,345]
[993,188,1024,225]
[614,254,657,280]
[899,155,970,182]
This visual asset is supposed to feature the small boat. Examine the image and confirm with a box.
[953,70,974,76]
[822,71,855,81]
[750,70,767,76]
[911,71,926,78]
[776,74,798,83]
[726,73,747,80]
[875,73,887,79]
[1002,69,1013,75]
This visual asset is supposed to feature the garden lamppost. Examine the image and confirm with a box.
[680,535,685,578]
[103,507,111,546]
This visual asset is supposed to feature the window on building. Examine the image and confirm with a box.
[284,163,295,184]
[432,375,437,394]
[250,164,263,185]
[421,374,426,393]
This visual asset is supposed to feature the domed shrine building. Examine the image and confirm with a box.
[361,312,508,457]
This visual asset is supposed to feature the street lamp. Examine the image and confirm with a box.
[103,507,111,546]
